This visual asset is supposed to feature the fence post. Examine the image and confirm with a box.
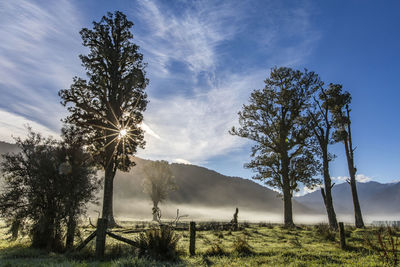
[95,218,108,258]
[189,221,196,256]
[339,222,346,249]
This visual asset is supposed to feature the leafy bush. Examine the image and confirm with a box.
[135,226,180,261]
[0,128,100,251]
[233,235,253,255]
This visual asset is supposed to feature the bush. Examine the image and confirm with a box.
[0,129,100,251]
[135,226,180,261]
[233,235,253,255]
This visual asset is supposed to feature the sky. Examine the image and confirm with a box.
[0,0,399,192]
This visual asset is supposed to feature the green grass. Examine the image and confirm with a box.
[0,221,396,266]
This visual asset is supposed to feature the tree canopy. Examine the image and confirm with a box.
[0,128,100,251]
[231,67,321,226]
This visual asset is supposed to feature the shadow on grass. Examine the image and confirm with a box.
[0,245,50,260]
[343,244,372,255]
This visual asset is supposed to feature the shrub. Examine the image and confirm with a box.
[135,226,180,261]
[0,129,100,251]
[233,235,253,255]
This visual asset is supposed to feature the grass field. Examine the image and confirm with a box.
[0,221,398,266]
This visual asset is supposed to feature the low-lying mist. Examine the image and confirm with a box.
[88,198,400,225]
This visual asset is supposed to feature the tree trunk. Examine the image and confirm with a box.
[65,215,76,250]
[349,178,364,228]
[282,182,293,227]
[344,137,364,228]
[152,204,159,221]
[95,218,108,258]
[102,164,117,227]
[281,144,294,227]
[282,157,294,226]
[321,148,338,230]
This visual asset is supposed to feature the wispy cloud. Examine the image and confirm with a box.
[138,70,265,164]
[0,0,320,170]
[0,0,83,132]
[0,109,58,142]
[133,0,244,77]
[134,0,320,165]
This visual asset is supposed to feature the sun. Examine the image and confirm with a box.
[118,128,128,139]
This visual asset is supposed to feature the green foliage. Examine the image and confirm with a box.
[0,128,99,251]
[135,226,181,261]
[1,223,397,266]
[230,67,321,194]
[324,84,352,142]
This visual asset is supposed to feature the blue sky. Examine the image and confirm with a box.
[0,0,399,191]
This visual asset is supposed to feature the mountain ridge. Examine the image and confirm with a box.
[1,140,399,220]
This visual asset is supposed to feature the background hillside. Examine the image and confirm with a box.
[112,157,312,220]
[295,181,400,215]
[1,141,399,222]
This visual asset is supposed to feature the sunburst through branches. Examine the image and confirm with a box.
[86,102,144,169]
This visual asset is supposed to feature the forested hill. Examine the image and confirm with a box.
[0,141,311,217]
[113,157,312,215]
[295,181,400,215]
[2,140,399,219]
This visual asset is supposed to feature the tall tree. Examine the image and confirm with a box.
[143,160,176,221]
[308,83,339,230]
[230,67,320,227]
[59,11,148,227]
[326,85,364,228]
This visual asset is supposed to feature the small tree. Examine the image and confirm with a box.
[0,128,99,251]
[230,67,320,226]
[59,11,148,228]
[60,126,102,250]
[308,83,339,230]
[326,85,364,228]
[143,160,176,221]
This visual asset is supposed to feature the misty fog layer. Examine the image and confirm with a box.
[88,198,400,224]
